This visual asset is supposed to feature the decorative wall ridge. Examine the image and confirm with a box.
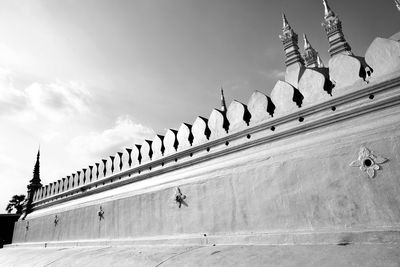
[31,72,400,210]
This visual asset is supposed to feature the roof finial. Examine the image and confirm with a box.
[395,0,400,11]
[322,0,335,18]
[220,87,227,112]
[279,14,304,67]
[321,0,352,57]
[31,147,41,185]
[282,13,290,30]
[302,34,319,67]
[317,55,325,68]
[303,34,311,50]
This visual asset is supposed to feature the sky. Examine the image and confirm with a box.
[0,0,399,212]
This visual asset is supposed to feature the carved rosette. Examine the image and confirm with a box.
[350,146,388,178]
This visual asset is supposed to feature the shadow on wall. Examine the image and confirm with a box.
[0,214,20,248]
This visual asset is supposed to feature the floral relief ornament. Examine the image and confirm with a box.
[350,146,388,178]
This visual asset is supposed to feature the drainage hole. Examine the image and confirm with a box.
[225,141,229,146]
[369,94,374,100]
[207,147,210,152]
[270,126,275,131]
[331,106,336,111]
[161,162,164,167]
[247,134,251,139]
[190,153,193,157]
[298,117,304,122]
[174,158,178,162]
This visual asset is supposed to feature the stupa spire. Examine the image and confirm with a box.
[302,34,319,68]
[21,148,43,219]
[321,0,352,57]
[220,87,227,112]
[30,148,41,185]
[279,13,304,67]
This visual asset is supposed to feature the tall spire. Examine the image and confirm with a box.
[30,148,41,185]
[279,13,304,67]
[321,0,352,57]
[302,34,319,68]
[220,87,227,112]
[21,148,43,219]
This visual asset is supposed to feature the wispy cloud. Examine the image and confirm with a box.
[0,68,91,121]
[258,69,285,80]
[68,115,155,159]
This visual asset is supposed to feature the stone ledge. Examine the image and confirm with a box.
[1,242,399,266]
[6,229,400,248]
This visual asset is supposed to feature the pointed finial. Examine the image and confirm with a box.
[282,13,289,29]
[395,0,400,11]
[303,34,311,50]
[302,34,320,67]
[322,0,335,18]
[220,87,227,112]
[317,55,325,68]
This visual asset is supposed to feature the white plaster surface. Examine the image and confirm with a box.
[329,54,364,90]
[177,123,192,151]
[120,149,130,171]
[270,80,299,116]
[140,140,152,163]
[208,109,227,140]
[365,37,400,79]
[12,103,400,246]
[226,100,248,133]
[285,62,305,88]
[298,68,331,107]
[390,31,400,41]
[164,129,178,156]
[152,135,164,160]
[247,91,271,125]
[191,116,208,146]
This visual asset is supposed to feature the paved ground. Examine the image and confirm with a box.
[1,243,400,266]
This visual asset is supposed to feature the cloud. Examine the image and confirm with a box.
[25,80,91,120]
[68,115,155,159]
[258,69,285,80]
[0,68,92,122]
[0,68,27,114]
[222,80,250,92]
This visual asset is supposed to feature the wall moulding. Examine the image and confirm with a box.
[30,72,400,212]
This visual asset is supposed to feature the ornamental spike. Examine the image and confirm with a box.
[282,13,290,29]
[220,87,227,112]
[303,34,311,50]
[317,54,325,68]
[322,0,335,18]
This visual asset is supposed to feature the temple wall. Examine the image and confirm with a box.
[11,98,400,245]
[9,30,400,247]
